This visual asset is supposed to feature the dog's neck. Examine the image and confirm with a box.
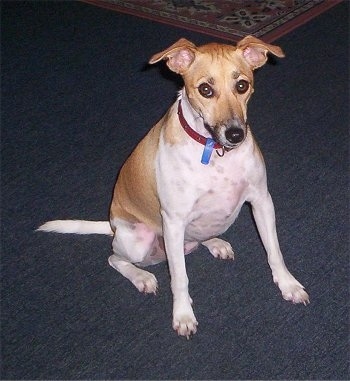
[178,89,230,164]
[178,90,212,139]
[177,99,223,149]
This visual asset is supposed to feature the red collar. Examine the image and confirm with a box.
[177,100,223,150]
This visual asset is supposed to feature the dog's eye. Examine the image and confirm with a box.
[198,83,214,98]
[236,80,249,94]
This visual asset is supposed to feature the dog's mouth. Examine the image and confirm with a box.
[204,121,247,149]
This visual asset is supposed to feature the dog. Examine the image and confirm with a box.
[38,36,310,337]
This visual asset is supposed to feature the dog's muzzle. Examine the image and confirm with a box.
[205,120,247,149]
[225,126,245,145]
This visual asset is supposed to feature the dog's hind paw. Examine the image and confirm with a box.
[202,238,234,260]
[133,272,158,294]
[108,255,158,294]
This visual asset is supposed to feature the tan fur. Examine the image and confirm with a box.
[110,119,162,232]
[38,37,308,339]
[160,103,188,146]
[111,37,285,237]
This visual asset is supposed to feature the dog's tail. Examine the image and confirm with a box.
[36,220,113,235]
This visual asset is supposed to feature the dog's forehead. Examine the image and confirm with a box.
[193,43,251,79]
[197,42,236,55]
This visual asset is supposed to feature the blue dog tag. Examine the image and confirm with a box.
[201,138,216,165]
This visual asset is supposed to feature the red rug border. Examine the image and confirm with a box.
[81,0,344,43]
[261,0,344,42]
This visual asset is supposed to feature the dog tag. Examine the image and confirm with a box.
[201,138,216,165]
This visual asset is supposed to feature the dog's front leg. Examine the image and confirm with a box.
[161,212,198,337]
[251,191,310,305]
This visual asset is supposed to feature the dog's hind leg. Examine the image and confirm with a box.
[108,219,159,294]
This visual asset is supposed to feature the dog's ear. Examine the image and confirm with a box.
[149,38,196,74]
[237,35,285,70]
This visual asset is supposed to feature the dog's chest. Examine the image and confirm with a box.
[188,161,248,240]
[160,148,251,241]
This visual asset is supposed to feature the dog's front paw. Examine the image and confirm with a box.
[203,238,234,260]
[281,285,310,305]
[173,299,198,338]
[274,273,310,305]
[173,313,198,338]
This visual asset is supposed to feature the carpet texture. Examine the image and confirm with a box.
[1,1,349,379]
[82,0,344,42]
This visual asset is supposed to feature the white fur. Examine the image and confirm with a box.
[37,220,113,235]
[37,38,309,338]
[107,92,309,338]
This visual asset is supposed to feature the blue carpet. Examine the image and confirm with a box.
[1,1,349,379]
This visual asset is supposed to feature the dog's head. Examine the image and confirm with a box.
[149,36,284,148]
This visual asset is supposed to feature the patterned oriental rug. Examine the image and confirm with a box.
[82,0,343,42]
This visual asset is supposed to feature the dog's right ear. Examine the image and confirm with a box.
[149,38,196,74]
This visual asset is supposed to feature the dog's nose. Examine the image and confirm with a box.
[225,127,245,145]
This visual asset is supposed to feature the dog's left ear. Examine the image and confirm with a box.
[237,35,285,70]
[149,38,196,74]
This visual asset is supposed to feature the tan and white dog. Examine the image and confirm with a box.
[38,36,309,337]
